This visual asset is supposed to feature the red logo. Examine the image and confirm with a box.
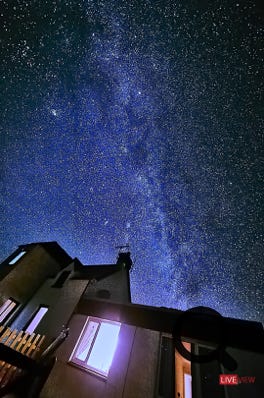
[219,374,238,385]
[219,374,256,385]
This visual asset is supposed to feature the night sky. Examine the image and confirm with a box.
[1,1,263,322]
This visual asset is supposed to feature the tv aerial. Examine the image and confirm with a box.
[115,244,130,253]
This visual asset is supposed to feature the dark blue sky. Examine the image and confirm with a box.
[0,0,263,322]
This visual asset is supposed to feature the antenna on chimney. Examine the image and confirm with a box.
[115,244,130,253]
[115,244,132,270]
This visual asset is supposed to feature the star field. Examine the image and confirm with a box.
[0,0,263,322]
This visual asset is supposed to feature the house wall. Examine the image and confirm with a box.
[218,346,263,398]
[191,344,264,398]
[40,313,160,398]
[11,264,88,339]
[0,245,63,320]
[83,267,131,303]
[122,327,160,397]
[0,248,23,281]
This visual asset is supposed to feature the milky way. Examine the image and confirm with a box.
[0,1,263,322]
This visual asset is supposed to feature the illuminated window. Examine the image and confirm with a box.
[9,251,26,265]
[184,373,192,398]
[25,306,48,333]
[69,317,121,378]
[0,299,18,322]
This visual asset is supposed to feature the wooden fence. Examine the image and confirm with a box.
[0,325,45,389]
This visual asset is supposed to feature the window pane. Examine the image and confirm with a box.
[184,373,192,398]
[0,299,13,315]
[9,251,26,265]
[25,306,48,333]
[0,299,17,322]
[87,322,120,376]
[75,321,99,361]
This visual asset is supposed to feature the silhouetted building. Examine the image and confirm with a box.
[0,242,263,398]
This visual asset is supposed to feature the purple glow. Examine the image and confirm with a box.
[184,373,192,398]
[70,318,121,378]
[0,299,17,322]
[76,320,99,361]
[87,322,120,376]
[25,306,48,333]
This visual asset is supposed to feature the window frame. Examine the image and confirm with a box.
[0,298,18,323]
[69,317,121,379]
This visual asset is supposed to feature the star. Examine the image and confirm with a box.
[50,109,58,117]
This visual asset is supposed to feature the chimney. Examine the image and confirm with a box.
[116,251,133,271]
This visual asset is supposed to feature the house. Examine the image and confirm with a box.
[0,242,263,398]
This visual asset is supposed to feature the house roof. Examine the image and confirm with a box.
[19,241,72,269]
[71,251,133,280]
[72,258,122,280]
[76,299,264,354]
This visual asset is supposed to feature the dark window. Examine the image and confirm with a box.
[52,271,71,288]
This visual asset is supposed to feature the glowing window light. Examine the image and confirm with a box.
[9,251,26,265]
[76,321,99,361]
[0,299,17,322]
[184,373,192,398]
[25,306,48,333]
[87,322,120,376]
[70,318,121,378]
